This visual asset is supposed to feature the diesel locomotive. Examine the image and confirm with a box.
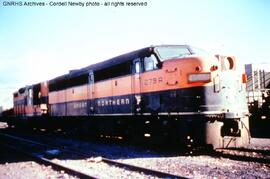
[9,45,250,149]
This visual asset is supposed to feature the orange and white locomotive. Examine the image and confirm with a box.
[11,45,250,148]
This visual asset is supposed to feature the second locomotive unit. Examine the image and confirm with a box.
[11,45,250,149]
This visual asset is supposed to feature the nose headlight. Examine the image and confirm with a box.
[188,73,211,83]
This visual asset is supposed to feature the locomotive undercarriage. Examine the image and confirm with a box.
[7,114,250,149]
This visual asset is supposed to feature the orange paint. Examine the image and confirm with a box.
[94,80,112,99]
[112,76,132,96]
[49,90,66,104]
[242,74,247,83]
[66,85,88,102]
[48,56,220,104]
[41,81,49,97]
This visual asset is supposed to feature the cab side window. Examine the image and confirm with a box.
[144,54,158,72]
[135,61,141,74]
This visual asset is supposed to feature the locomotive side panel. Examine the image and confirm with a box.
[49,89,67,116]
[112,76,133,114]
[66,85,88,116]
[93,80,113,114]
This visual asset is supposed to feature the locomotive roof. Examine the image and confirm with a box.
[14,45,192,92]
[79,44,192,74]
[78,46,151,74]
[49,45,192,84]
[49,46,153,84]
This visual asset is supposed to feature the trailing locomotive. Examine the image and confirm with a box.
[9,45,250,149]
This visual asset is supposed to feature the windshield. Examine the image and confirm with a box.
[155,46,210,61]
[155,46,192,61]
[188,46,210,56]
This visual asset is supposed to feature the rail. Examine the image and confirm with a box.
[0,132,187,179]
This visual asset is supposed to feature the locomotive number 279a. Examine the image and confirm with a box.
[144,77,163,86]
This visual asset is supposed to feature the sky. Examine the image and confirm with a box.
[0,0,270,109]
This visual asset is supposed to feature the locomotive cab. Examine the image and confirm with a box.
[133,45,250,148]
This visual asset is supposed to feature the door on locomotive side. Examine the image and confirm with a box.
[88,71,95,115]
[132,58,142,114]
[139,54,161,114]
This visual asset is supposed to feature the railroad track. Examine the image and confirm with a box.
[0,132,187,179]
[212,148,270,164]
[0,133,97,179]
